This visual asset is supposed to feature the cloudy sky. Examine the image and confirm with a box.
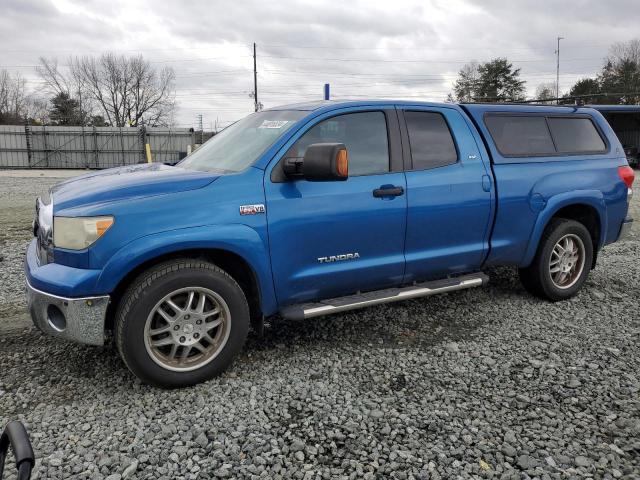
[1,0,638,128]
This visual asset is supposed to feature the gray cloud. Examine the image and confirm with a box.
[0,0,638,127]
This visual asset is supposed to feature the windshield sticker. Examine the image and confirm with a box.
[259,120,289,129]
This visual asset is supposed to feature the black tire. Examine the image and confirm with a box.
[518,218,594,301]
[115,259,249,388]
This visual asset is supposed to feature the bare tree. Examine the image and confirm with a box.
[24,96,50,125]
[599,39,640,104]
[608,39,640,66]
[452,62,480,102]
[534,82,557,104]
[37,57,75,96]
[0,70,28,124]
[37,54,175,127]
[37,57,92,124]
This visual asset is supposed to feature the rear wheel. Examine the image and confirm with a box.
[519,218,593,301]
[115,259,249,388]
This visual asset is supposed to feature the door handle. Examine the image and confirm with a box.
[482,174,492,192]
[373,186,404,198]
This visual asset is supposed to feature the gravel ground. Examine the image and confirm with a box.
[0,171,639,480]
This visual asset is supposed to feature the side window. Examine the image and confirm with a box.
[287,111,389,176]
[547,117,606,153]
[485,115,556,156]
[404,111,458,170]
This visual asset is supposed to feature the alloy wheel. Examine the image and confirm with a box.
[549,233,586,290]
[143,287,231,372]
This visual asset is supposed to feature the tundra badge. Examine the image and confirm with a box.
[318,253,360,263]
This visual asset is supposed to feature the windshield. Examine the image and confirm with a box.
[179,110,306,173]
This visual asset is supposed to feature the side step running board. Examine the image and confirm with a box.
[280,272,489,321]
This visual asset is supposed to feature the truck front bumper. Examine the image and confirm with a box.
[26,280,109,346]
[27,282,109,345]
[24,239,109,346]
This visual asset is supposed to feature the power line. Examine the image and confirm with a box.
[261,68,600,78]
[0,56,606,70]
[258,55,604,64]
[258,43,614,51]
[149,55,252,64]
[0,57,251,68]
[515,91,640,104]
[175,69,252,78]
[0,42,615,55]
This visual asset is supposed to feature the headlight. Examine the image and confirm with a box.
[53,216,114,250]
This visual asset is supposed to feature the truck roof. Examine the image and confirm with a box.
[588,104,640,113]
[266,99,477,112]
[461,103,599,115]
[266,100,602,116]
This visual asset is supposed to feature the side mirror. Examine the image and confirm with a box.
[284,143,348,181]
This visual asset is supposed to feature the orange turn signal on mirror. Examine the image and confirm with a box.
[336,148,348,177]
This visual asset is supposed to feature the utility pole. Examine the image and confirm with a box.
[555,36,564,104]
[253,42,259,112]
[198,114,203,144]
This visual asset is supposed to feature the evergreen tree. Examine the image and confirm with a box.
[451,58,525,102]
[475,58,526,102]
[567,78,601,103]
[599,58,640,104]
[49,92,83,125]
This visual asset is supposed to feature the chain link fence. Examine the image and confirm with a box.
[0,125,196,168]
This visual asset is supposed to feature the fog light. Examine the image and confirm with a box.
[47,304,66,332]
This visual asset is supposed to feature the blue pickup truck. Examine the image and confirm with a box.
[25,101,635,387]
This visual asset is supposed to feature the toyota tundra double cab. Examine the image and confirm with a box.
[26,101,635,387]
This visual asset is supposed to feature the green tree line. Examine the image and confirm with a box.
[449,39,640,104]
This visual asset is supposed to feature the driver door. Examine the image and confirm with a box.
[264,109,407,306]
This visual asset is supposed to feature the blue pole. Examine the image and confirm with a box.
[324,83,330,100]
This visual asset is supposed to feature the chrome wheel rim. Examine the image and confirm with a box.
[549,234,585,290]
[144,287,231,372]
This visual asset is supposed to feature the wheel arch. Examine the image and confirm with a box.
[105,248,263,331]
[521,192,606,269]
[98,225,277,330]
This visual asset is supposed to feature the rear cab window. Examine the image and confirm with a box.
[404,111,458,170]
[547,117,606,153]
[484,113,608,158]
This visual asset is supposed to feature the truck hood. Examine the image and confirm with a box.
[51,163,219,211]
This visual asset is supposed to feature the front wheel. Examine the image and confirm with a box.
[115,259,250,388]
[519,218,594,301]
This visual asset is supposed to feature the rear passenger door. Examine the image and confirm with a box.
[398,106,493,282]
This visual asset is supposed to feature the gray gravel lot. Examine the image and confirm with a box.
[0,170,639,479]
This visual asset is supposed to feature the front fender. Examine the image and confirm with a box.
[521,190,607,267]
[95,224,277,315]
